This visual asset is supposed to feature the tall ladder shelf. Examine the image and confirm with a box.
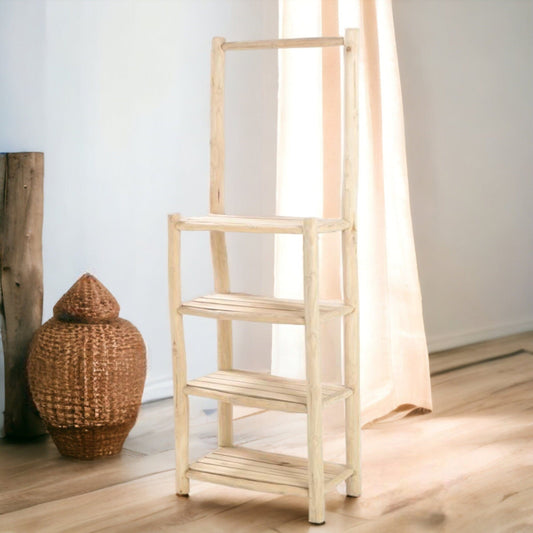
[168,29,360,525]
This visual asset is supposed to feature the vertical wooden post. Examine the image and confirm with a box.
[342,28,361,497]
[168,214,190,495]
[209,36,233,447]
[303,218,325,524]
[0,152,46,438]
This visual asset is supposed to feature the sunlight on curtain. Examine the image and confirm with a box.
[272,0,323,380]
[273,0,432,425]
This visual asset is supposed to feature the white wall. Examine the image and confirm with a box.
[394,0,533,352]
[0,0,277,429]
[4,0,533,432]
[0,0,47,435]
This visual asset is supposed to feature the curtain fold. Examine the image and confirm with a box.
[273,0,432,425]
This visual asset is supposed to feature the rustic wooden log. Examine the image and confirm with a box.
[0,152,46,438]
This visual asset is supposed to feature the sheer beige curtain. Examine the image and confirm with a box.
[272,0,432,425]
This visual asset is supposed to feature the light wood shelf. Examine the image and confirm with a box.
[168,29,361,524]
[174,214,350,234]
[185,369,352,413]
[187,446,353,497]
[180,293,353,324]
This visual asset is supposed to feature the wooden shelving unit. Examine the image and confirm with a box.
[168,29,360,525]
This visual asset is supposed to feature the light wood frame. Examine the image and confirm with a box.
[210,36,234,448]
[168,28,360,525]
[342,27,361,499]
[168,213,189,496]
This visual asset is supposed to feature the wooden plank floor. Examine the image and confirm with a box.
[1,332,533,532]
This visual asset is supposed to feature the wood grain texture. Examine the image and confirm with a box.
[167,214,189,495]
[175,214,350,234]
[222,36,344,51]
[0,152,46,438]
[180,292,352,324]
[185,369,351,413]
[2,333,532,531]
[303,218,326,524]
[187,446,352,498]
[342,28,361,497]
[209,37,226,217]
[209,36,234,447]
[429,331,533,374]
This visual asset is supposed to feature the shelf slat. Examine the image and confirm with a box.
[180,293,353,325]
[187,446,353,496]
[185,369,352,413]
[174,214,350,234]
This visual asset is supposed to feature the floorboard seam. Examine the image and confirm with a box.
[0,467,176,517]
[431,349,530,377]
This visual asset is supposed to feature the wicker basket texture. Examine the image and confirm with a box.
[27,274,146,459]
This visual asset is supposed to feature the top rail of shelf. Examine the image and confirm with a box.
[221,36,344,51]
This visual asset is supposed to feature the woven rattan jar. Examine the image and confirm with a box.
[27,274,146,459]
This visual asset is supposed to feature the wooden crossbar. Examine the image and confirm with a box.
[222,37,344,51]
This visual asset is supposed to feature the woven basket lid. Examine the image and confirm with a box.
[53,273,120,323]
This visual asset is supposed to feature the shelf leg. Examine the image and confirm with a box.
[343,225,360,498]
[303,218,325,524]
[343,252,361,495]
[342,27,361,498]
[209,36,234,447]
[169,214,190,495]
[217,319,234,446]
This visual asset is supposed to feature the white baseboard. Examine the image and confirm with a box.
[142,376,174,404]
[427,318,533,354]
[141,376,212,422]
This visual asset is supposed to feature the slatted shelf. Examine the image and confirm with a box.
[168,28,361,524]
[185,369,352,413]
[180,293,353,324]
[174,214,350,234]
[187,446,353,497]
